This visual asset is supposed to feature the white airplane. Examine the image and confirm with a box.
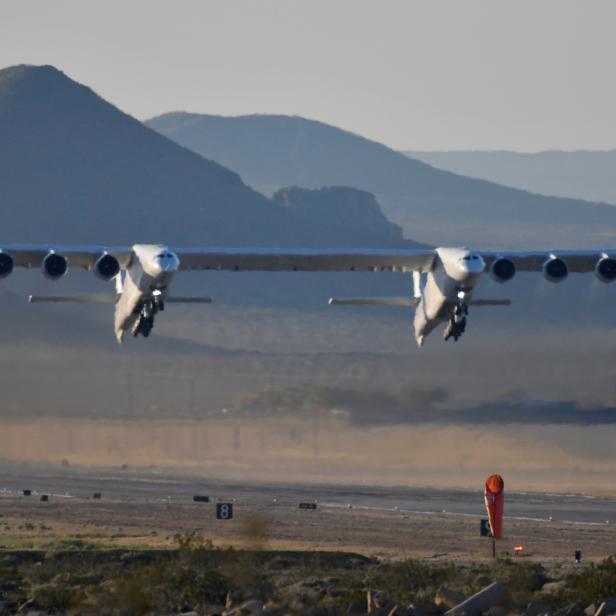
[0,244,614,345]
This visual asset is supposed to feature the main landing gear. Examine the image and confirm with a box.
[444,302,468,342]
[133,297,165,338]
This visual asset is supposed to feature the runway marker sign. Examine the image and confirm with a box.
[216,503,233,520]
[299,502,317,510]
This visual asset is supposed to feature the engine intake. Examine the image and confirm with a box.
[543,257,568,283]
[42,252,68,280]
[490,257,516,283]
[94,254,120,281]
[595,257,616,283]
[0,253,14,278]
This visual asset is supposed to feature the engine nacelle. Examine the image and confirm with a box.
[42,252,68,280]
[490,257,516,283]
[0,252,14,279]
[543,256,568,283]
[595,257,616,283]
[94,253,120,281]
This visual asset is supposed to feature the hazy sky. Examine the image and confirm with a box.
[2,0,615,151]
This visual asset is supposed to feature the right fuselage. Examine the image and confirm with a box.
[413,247,485,345]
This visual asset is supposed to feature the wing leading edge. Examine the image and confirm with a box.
[2,245,615,275]
[172,247,437,273]
[480,250,616,273]
[0,245,133,269]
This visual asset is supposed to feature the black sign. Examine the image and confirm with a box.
[575,550,582,563]
[193,495,210,503]
[299,502,317,510]
[23,489,31,496]
[216,503,233,520]
[40,494,49,502]
[480,518,492,537]
[93,492,102,500]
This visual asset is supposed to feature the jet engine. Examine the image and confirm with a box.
[93,253,120,281]
[42,252,68,280]
[490,257,516,283]
[542,256,568,283]
[595,256,616,283]
[0,252,14,279]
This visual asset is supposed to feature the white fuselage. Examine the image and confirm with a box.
[114,244,180,342]
[413,248,485,345]
[111,245,485,345]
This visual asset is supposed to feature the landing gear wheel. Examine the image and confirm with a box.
[444,313,467,342]
[134,301,156,338]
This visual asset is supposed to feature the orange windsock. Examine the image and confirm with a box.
[484,474,504,540]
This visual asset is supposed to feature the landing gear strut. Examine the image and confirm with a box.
[133,297,164,338]
[444,302,468,342]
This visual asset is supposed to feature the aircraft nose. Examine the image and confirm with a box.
[154,251,180,272]
[457,254,485,277]
[459,255,485,273]
[470,255,485,273]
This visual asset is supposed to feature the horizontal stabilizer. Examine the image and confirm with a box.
[28,294,117,303]
[166,296,213,303]
[328,297,419,307]
[470,299,512,306]
[328,297,511,308]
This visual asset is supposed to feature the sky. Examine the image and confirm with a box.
[1,0,615,152]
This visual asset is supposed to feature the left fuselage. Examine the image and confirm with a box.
[413,248,485,345]
[114,244,180,342]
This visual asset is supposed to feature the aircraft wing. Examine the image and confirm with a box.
[172,247,437,273]
[481,249,616,273]
[0,245,133,269]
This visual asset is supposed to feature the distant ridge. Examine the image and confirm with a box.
[148,112,616,249]
[406,149,616,206]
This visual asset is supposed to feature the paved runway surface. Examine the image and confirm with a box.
[1,461,614,527]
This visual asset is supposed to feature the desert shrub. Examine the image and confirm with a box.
[221,546,276,601]
[29,582,86,613]
[369,560,461,603]
[568,556,616,606]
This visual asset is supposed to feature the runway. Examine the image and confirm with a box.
[1,460,616,562]
[1,461,614,526]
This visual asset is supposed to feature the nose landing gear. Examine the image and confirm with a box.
[444,302,468,342]
[133,297,164,338]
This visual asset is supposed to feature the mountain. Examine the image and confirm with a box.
[272,186,408,247]
[147,112,616,249]
[0,64,419,250]
[407,150,616,206]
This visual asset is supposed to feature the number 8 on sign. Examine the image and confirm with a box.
[217,503,233,520]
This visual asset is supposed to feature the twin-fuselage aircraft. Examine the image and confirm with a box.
[1,244,614,346]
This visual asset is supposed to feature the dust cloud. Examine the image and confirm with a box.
[1,418,615,494]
